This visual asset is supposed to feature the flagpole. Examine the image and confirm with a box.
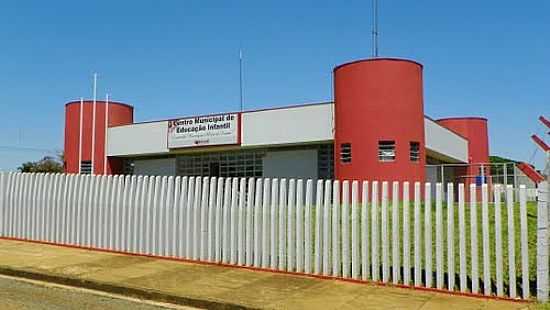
[239,49,244,111]
[78,97,84,174]
[103,93,109,174]
[91,73,97,175]
[372,0,379,57]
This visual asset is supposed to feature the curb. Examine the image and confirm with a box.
[0,266,258,310]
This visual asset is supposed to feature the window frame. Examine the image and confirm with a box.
[378,140,396,162]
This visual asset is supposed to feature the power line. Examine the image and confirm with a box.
[0,145,59,154]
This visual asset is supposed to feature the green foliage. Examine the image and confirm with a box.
[18,153,64,173]
[490,155,519,164]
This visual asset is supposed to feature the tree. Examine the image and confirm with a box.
[18,153,64,173]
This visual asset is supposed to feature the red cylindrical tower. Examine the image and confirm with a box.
[64,100,133,175]
[334,58,426,183]
[436,117,490,185]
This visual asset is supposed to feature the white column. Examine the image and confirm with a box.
[391,181,400,284]
[314,180,324,275]
[270,179,279,269]
[458,183,467,292]
[435,183,443,289]
[332,180,341,277]
[278,179,288,271]
[140,176,150,254]
[207,177,217,261]
[413,182,421,286]
[470,183,479,294]
[342,180,351,278]
[246,178,255,266]
[537,181,549,302]
[519,184,531,298]
[185,177,195,259]
[94,176,105,248]
[262,178,271,268]
[361,181,370,281]
[424,183,432,288]
[381,181,389,282]
[402,182,410,285]
[322,180,332,276]
[506,185,517,298]
[215,177,224,262]
[447,183,455,291]
[170,176,180,257]
[237,178,246,265]
[287,179,296,271]
[351,180,359,280]
[109,175,119,250]
[494,184,504,297]
[127,176,138,252]
[193,177,203,260]
[481,184,491,295]
[253,178,263,268]
[295,179,304,272]
[371,181,379,281]
[304,179,313,274]
[0,173,7,237]
[223,178,232,263]
[200,177,210,261]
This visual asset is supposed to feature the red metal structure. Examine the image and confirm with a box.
[64,100,133,175]
[333,58,426,183]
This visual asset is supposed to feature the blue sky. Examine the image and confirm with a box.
[0,1,548,171]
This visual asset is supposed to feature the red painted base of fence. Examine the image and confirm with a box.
[0,236,529,304]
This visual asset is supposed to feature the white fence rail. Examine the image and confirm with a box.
[0,172,547,301]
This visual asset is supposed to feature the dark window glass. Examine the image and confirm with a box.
[410,142,420,162]
[340,143,352,163]
[378,141,395,162]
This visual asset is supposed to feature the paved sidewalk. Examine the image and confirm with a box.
[0,239,532,310]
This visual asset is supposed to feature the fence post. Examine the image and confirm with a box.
[520,185,529,299]
[314,179,323,275]
[0,173,4,237]
[270,179,280,269]
[537,181,549,302]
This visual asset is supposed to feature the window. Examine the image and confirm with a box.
[80,161,92,174]
[378,141,395,162]
[340,143,352,163]
[176,150,265,178]
[410,142,420,162]
[318,144,334,179]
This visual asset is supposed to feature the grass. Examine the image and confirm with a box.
[306,199,538,296]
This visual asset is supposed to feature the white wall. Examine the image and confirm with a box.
[108,121,169,156]
[106,104,469,166]
[263,149,318,179]
[241,104,333,147]
[133,158,176,176]
[424,118,468,163]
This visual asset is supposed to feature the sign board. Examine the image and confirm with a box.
[168,113,239,148]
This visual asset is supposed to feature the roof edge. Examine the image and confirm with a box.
[333,57,423,72]
[436,116,488,122]
[65,100,134,110]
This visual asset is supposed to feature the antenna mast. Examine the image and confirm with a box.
[372,0,379,57]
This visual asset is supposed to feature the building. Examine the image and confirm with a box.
[64,58,490,184]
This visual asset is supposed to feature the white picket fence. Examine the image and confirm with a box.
[0,172,548,301]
